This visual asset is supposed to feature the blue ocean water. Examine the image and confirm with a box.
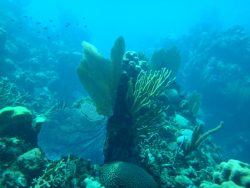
[1,0,250,186]
[24,0,250,53]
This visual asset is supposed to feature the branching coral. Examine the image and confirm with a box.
[77,37,125,116]
[32,156,76,187]
[32,156,97,187]
[0,78,27,108]
[127,68,175,135]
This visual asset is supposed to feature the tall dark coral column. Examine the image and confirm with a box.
[104,72,136,163]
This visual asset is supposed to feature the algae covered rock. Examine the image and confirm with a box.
[0,106,37,143]
[0,137,27,162]
[17,148,46,176]
[1,169,27,187]
[0,106,32,136]
[0,106,32,130]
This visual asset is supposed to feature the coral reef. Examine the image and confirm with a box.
[179,25,250,162]
[32,156,97,187]
[136,121,222,187]
[1,12,250,187]
[0,105,44,187]
[77,38,225,187]
[0,106,100,187]
[0,106,38,144]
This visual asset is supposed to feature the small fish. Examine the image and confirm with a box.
[23,15,28,18]
[84,24,88,28]
[49,19,54,23]
[43,26,48,30]
[37,31,41,34]
[47,36,51,40]
[10,18,15,22]
[36,22,41,25]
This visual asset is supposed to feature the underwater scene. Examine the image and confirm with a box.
[1,0,250,187]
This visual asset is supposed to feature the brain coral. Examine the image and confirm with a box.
[99,161,157,188]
